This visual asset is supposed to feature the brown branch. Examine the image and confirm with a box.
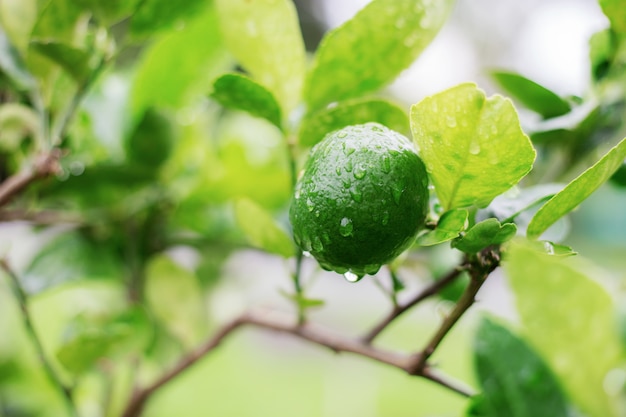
[0,150,62,208]
[407,248,501,375]
[120,308,474,417]
[0,209,83,224]
[362,263,469,344]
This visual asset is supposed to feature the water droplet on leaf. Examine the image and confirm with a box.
[446,116,457,128]
[469,141,481,155]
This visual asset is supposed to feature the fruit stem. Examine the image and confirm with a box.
[0,259,79,417]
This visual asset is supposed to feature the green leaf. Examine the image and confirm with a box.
[68,0,140,25]
[452,219,516,253]
[129,0,205,38]
[56,327,129,375]
[411,83,536,209]
[0,0,37,53]
[0,103,41,150]
[23,231,122,294]
[491,71,571,119]
[279,290,325,309]
[130,6,230,118]
[31,0,82,43]
[505,241,624,417]
[30,40,91,82]
[211,73,282,129]
[479,184,563,224]
[298,98,409,147]
[144,255,206,348]
[527,137,626,238]
[234,198,294,258]
[305,0,453,111]
[215,0,306,114]
[0,27,35,90]
[599,0,626,34]
[474,317,570,417]
[416,208,468,246]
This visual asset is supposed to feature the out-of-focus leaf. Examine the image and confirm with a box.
[599,0,626,34]
[305,0,453,111]
[124,107,175,168]
[416,208,468,246]
[505,241,624,417]
[211,73,282,129]
[453,219,516,253]
[0,103,41,150]
[129,0,205,38]
[30,40,91,82]
[144,255,206,348]
[527,137,626,238]
[411,83,536,209]
[477,184,563,224]
[589,29,613,81]
[474,317,570,417]
[298,98,409,147]
[215,0,306,114]
[0,28,35,90]
[22,231,122,294]
[279,290,325,309]
[56,327,129,375]
[0,0,37,52]
[234,198,294,258]
[130,6,230,119]
[31,0,81,43]
[465,395,489,416]
[69,0,140,25]
[491,71,571,119]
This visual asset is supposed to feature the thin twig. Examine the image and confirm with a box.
[0,259,78,417]
[0,209,83,224]
[362,263,469,344]
[0,149,62,208]
[120,308,474,417]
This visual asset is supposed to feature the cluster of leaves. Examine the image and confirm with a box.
[0,0,625,417]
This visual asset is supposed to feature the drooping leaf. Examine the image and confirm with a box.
[527,137,626,238]
[411,83,536,209]
[22,231,122,294]
[453,219,516,253]
[491,71,571,119]
[304,0,453,111]
[130,6,230,119]
[144,255,206,348]
[474,317,570,417]
[30,40,91,83]
[234,198,294,258]
[0,27,35,90]
[0,0,37,53]
[129,0,205,38]
[211,73,282,129]
[416,208,468,246]
[215,0,306,114]
[505,241,624,417]
[298,98,409,147]
[599,0,626,34]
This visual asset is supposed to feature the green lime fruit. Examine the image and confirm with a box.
[289,122,429,281]
[125,107,174,168]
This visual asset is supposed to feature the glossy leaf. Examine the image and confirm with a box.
[505,241,624,417]
[211,73,282,129]
[22,232,122,294]
[411,83,536,209]
[474,317,570,417]
[298,98,409,147]
[215,0,306,114]
[416,208,468,246]
[30,40,91,82]
[527,137,626,238]
[130,6,229,118]
[234,198,294,258]
[0,0,37,52]
[453,219,516,253]
[305,0,453,111]
[491,71,571,119]
[0,28,35,90]
[129,0,205,38]
[599,0,626,34]
[144,255,206,348]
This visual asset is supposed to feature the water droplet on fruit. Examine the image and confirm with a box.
[335,165,342,175]
[391,183,404,204]
[381,211,390,225]
[342,178,351,188]
[469,141,481,155]
[353,163,366,179]
[321,232,331,244]
[446,116,457,128]
[314,210,320,217]
[306,198,315,212]
[344,159,353,172]
[381,155,391,173]
[294,184,301,199]
[337,131,348,138]
[343,270,361,283]
[339,217,353,237]
[342,142,355,156]
[350,188,363,203]
[312,236,324,252]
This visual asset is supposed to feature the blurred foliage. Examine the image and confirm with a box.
[0,0,625,417]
